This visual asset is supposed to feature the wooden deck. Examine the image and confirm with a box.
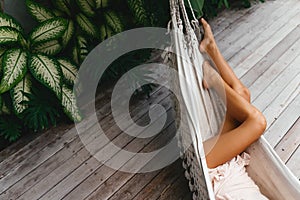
[0,0,300,199]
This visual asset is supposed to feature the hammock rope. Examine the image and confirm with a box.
[168,0,300,199]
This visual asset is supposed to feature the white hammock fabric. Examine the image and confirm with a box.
[169,0,300,199]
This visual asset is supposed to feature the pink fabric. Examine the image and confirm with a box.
[208,152,269,200]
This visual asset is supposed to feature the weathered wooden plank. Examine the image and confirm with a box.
[0,124,73,173]
[211,3,259,37]
[264,94,300,148]
[224,1,300,64]
[286,146,300,179]
[263,73,300,130]
[0,86,170,199]
[157,175,191,200]
[0,126,79,195]
[228,2,300,68]
[0,131,41,163]
[219,0,296,60]
[17,92,173,200]
[0,83,114,165]
[275,118,300,163]
[106,170,161,200]
[0,1,299,200]
[32,96,174,200]
[132,160,183,200]
[234,18,300,79]
[0,136,83,199]
[249,38,300,99]
[252,50,300,106]
[241,25,300,87]
[215,0,288,53]
[63,113,177,200]
[82,124,178,200]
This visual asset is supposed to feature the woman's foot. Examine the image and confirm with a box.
[199,18,217,55]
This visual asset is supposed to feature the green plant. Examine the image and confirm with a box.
[188,0,266,18]
[0,115,22,142]
[21,81,62,131]
[0,12,82,141]
[26,0,125,65]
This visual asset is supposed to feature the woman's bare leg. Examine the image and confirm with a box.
[202,62,266,168]
[200,18,251,134]
[200,18,250,102]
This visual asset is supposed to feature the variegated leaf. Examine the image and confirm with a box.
[0,12,23,32]
[95,0,109,9]
[99,24,113,41]
[53,9,64,17]
[32,40,62,55]
[72,35,88,64]
[72,44,80,64]
[0,48,6,58]
[26,0,55,22]
[11,74,32,115]
[57,58,78,85]
[1,100,11,114]
[77,36,88,60]
[104,11,123,33]
[76,13,98,38]
[29,54,62,97]
[0,49,27,93]
[62,85,82,122]
[76,0,95,17]
[53,0,71,16]
[62,20,74,47]
[95,0,101,8]
[0,27,20,45]
[29,18,67,44]
[0,48,6,70]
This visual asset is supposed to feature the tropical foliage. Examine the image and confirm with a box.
[0,0,262,143]
[200,0,265,18]
[0,11,82,141]
[0,0,169,142]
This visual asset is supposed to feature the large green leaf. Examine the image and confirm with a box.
[0,13,23,32]
[52,0,71,16]
[21,85,61,131]
[184,0,204,18]
[11,74,32,115]
[29,54,62,97]
[61,85,82,122]
[29,18,67,44]
[32,40,62,55]
[0,116,22,142]
[76,13,98,38]
[72,35,88,64]
[26,0,55,22]
[76,0,95,17]
[57,58,78,85]
[0,27,21,45]
[0,48,6,70]
[62,20,74,47]
[104,11,123,33]
[127,0,148,26]
[95,0,109,9]
[99,24,113,41]
[0,49,27,93]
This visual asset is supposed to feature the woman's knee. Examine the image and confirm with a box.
[249,109,267,137]
[236,86,251,102]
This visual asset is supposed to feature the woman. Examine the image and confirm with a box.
[200,18,269,199]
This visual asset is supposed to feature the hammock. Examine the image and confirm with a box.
[168,0,300,199]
